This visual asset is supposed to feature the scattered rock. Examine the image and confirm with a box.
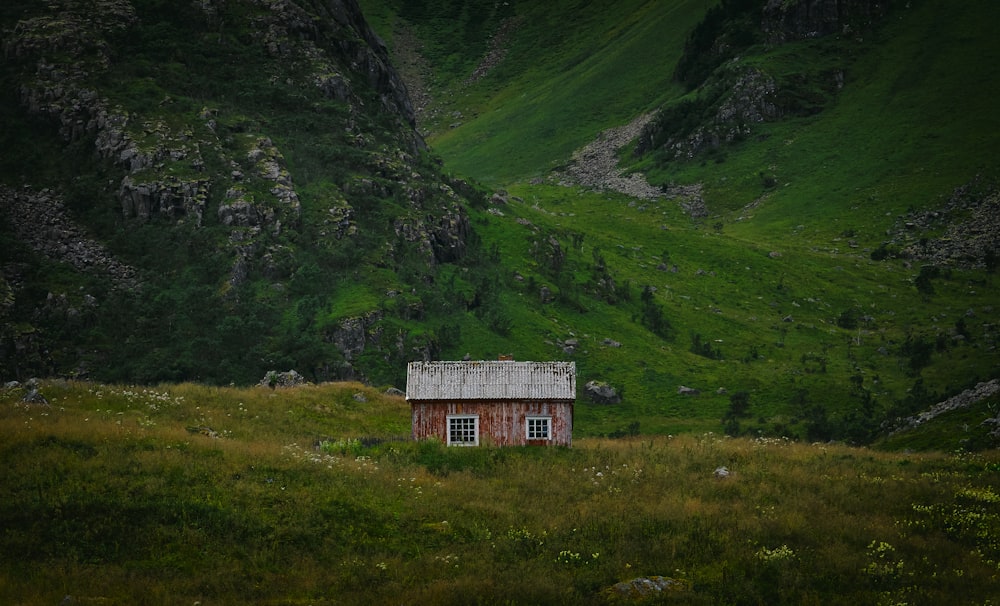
[0,187,139,290]
[186,425,219,438]
[982,414,1000,441]
[889,379,1000,435]
[465,16,523,84]
[606,576,690,600]
[677,386,700,396]
[881,177,1000,270]
[555,113,668,201]
[585,380,621,404]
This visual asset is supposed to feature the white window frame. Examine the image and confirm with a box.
[447,414,479,446]
[526,416,552,441]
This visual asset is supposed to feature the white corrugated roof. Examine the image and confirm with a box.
[406,361,576,400]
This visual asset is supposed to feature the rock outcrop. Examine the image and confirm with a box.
[881,178,1000,270]
[0,0,474,381]
[637,64,780,164]
[889,379,1000,436]
[762,0,890,44]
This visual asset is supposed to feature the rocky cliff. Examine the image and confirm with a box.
[640,0,889,165]
[761,0,890,43]
[0,0,476,383]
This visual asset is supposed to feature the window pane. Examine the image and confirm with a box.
[448,416,477,445]
[527,417,550,439]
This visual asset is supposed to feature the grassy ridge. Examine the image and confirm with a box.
[3,381,1000,604]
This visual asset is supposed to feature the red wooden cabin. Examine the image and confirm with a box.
[406,360,576,447]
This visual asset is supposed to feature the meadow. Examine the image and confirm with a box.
[3,380,999,604]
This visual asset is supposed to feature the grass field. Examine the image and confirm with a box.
[3,380,1000,605]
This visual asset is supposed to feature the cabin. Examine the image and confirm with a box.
[406,360,576,447]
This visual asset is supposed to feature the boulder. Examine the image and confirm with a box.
[260,370,305,389]
[539,286,554,303]
[677,385,700,396]
[585,380,621,404]
[21,378,49,405]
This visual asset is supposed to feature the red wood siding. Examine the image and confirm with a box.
[411,399,573,446]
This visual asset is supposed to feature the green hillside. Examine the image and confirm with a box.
[0,0,997,443]
[359,0,1000,440]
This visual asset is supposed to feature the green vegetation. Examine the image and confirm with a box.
[356,0,1000,440]
[406,0,715,182]
[3,381,999,604]
[3,1,997,602]
[1,0,998,444]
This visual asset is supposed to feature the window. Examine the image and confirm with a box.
[447,415,479,446]
[526,416,551,440]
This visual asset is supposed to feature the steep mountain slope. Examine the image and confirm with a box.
[0,0,498,387]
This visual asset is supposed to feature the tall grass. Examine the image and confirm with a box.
[3,381,998,604]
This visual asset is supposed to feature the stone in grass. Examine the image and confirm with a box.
[260,369,305,389]
[21,378,49,406]
[605,576,691,601]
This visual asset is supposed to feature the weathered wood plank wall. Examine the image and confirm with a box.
[411,399,573,446]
